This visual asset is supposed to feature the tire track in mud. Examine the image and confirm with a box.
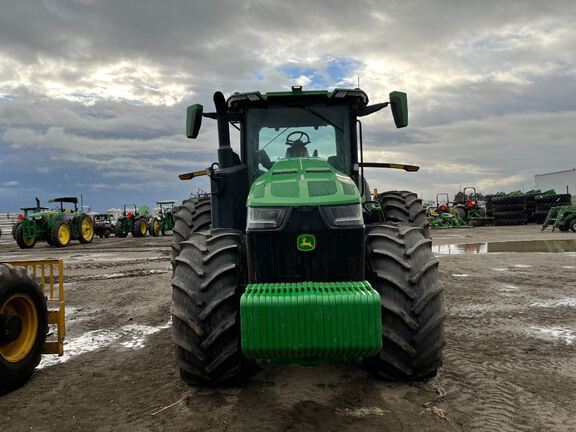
[441,346,532,432]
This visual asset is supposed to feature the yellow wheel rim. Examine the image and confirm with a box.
[140,221,147,235]
[23,235,35,247]
[154,220,160,235]
[81,218,94,241]
[0,294,38,363]
[58,224,71,245]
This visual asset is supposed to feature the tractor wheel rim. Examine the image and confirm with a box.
[58,224,71,244]
[0,294,38,363]
[82,218,94,240]
[140,221,147,235]
[24,235,35,246]
[154,221,159,234]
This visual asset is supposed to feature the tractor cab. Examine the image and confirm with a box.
[156,200,176,215]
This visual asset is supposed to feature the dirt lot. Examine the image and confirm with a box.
[1,226,575,432]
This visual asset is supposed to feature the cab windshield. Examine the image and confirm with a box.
[245,105,352,180]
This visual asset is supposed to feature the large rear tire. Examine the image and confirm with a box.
[15,225,36,249]
[0,264,48,394]
[171,229,255,386]
[172,196,212,264]
[364,223,445,380]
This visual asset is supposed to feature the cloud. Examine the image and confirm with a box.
[1,0,576,209]
[3,180,19,186]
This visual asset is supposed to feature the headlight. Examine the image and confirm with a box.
[320,204,363,227]
[246,207,290,230]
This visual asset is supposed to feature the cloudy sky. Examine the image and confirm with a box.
[1,0,575,211]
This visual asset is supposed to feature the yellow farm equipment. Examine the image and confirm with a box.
[0,259,65,393]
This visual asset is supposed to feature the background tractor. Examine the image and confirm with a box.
[93,214,114,238]
[148,200,177,236]
[11,198,48,241]
[15,197,94,249]
[113,204,150,238]
[0,260,65,394]
[171,87,445,386]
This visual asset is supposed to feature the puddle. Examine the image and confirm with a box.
[433,239,576,254]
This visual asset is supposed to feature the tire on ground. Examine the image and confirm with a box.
[132,217,147,237]
[0,264,48,394]
[114,223,127,238]
[51,221,71,247]
[76,215,94,244]
[172,196,212,264]
[171,229,255,385]
[15,225,35,249]
[363,223,445,380]
[11,223,20,241]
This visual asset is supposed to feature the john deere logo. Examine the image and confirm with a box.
[297,234,316,252]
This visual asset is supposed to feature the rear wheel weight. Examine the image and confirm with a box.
[171,229,255,386]
[0,264,47,394]
[363,223,445,380]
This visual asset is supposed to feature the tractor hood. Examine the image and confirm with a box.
[248,158,361,207]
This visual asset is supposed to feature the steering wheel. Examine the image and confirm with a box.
[285,131,311,147]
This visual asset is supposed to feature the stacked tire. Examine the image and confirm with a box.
[491,195,527,226]
[525,195,537,223]
[534,194,572,224]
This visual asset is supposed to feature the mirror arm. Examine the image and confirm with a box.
[357,102,389,117]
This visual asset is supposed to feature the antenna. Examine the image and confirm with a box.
[357,77,360,89]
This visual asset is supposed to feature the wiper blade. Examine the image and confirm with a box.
[300,105,344,133]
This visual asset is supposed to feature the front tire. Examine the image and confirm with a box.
[172,196,212,264]
[0,264,48,394]
[132,218,147,237]
[76,215,94,244]
[171,229,254,386]
[51,221,71,247]
[364,223,445,380]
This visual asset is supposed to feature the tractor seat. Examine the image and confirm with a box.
[285,145,309,159]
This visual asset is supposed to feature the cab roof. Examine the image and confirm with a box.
[227,87,369,111]
[49,197,78,204]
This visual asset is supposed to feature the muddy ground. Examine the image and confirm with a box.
[0,225,575,432]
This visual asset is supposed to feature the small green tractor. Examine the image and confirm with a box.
[93,214,114,238]
[172,86,445,386]
[541,205,576,232]
[148,200,177,236]
[11,198,48,240]
[113,204,150,238]
[14,197,94,249]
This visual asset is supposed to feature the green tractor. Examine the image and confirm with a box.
[15,197,94,249]
[148,200,177,236]
[11,198,48,240]
[452,187,484,221]
[172,86,444,386]
[113,204,150,238]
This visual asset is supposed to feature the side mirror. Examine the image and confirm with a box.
[389,91,408,128]
[186,104,203,138]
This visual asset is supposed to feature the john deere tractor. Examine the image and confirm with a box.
[11,198,48,240]
[15,197,94,249]
[172,87,444,385]
[113,204,150,238]
[148,200,177,236]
